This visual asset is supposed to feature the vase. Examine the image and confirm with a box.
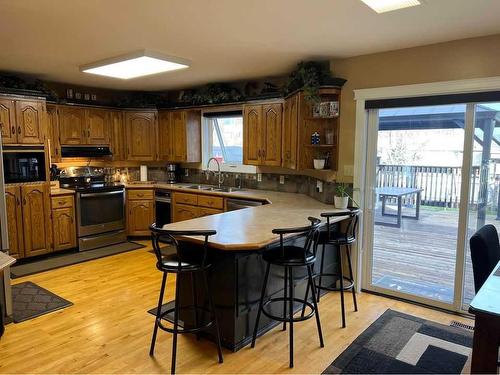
[334,196,349,209]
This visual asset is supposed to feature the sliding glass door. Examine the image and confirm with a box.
[363,101,500,311]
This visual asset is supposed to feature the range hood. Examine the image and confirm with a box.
[61,146,112,158]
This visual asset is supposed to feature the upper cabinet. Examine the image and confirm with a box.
[46,104,60,161]
[110,111,126,161]
[58,106,110,145]
[243,102,283,166]
[125,111,157,161]
[157,110,201,163]
[0,98,46,145]
[282,94,299,170]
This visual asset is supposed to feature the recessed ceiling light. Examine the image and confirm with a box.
[80,50,190,79]
[360,0,421,13]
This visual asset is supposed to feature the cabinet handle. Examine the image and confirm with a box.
[263,149,266,158]
[11,126,15,134]
[17,126,21,134]
[137,193,144,197]
[23,198,26,205]
[58,200,64,205]
[16,198,20,206]
[0,121,3,130]
[258,150,261,157]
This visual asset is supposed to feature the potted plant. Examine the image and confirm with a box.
[334,183,359,209]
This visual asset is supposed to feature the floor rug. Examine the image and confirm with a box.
[12,282,73,323]
[323,309,473,374]
[11,241,145,278]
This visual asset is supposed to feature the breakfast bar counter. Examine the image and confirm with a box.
[159,188,347,351]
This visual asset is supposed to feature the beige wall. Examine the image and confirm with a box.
[331,33,500,182]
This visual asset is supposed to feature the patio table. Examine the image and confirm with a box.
[375,187,423,228]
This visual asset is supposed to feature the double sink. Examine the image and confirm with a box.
[180,184,241,193]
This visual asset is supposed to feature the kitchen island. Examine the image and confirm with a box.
[160,189,348,351]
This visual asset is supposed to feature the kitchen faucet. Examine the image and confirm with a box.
[206,157,224,188]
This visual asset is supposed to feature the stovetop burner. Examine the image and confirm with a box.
[68,182,124,193]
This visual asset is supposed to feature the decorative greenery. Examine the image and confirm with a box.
[283,61,332,103]
[334,183,359,208]
[180,83,243,106]
[0,72,58,100]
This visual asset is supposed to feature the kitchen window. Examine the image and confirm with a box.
[202,110,256,173]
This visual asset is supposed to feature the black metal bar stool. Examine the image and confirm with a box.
[149,223,223,374]
[314,208,360,328]
[251,217,323,368]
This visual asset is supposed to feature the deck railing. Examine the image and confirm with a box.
[376,164,495,208]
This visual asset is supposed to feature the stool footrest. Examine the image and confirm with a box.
[157,305,213,334]
[262,297,315,322]
[315,273,354,292]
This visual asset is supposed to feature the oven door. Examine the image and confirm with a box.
[76,190,125,237]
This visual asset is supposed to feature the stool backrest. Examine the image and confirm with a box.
[320,208,360,242]
[470,224,500,293]
[149,223,216,270]
[272,217,322,260]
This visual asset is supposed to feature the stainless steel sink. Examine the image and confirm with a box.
[183,184,240,193]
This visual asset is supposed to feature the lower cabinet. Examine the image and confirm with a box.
[51,195,77,251]
[172,192,224,222]
[5,183,52,259]
[127,189,154,236]
[173,203,198,222]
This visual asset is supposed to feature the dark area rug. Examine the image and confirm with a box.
[12,282,72,323]
[11,241,145,278]
[323,309,473,374]
[147,300,184,328]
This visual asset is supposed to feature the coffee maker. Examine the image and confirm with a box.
[166,163,177,184]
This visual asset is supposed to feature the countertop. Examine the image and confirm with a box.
[50,188,75,196]
[0,251,16,270]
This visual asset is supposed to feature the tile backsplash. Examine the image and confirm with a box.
[113,166,351,204]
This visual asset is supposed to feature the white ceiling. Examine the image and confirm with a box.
[1,0,500,91]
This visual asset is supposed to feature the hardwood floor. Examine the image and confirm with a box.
[0,241,473,374]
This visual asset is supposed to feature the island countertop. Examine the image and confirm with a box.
[160,188,348,251]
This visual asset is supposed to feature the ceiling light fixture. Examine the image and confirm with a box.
[80,50,190,79]
[360,0,421,13]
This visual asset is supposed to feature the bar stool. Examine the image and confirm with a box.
[314,208,360,328]
[251,217,323,368]
[149,223,223,374]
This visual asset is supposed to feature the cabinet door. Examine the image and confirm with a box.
[5,186,24,259]
[0,99,17,144]
[243,105,262,165]
[261,103,282,166]
[52,207,76,251]
[158,111,173,161]
[171,111,187,162]
[125,112,157,161]
[127,200,155,235]
[58,106,86,144]
[172,203,198,222]
[282,96,298,169]
[110,111,125,161]
[21,184,51,257]
[86,109,109,144]
[197,206,223,218]
[15,100,45,144]
[47,105,61,161]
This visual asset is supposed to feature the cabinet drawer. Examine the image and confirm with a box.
[173,203,198,222]
[127,189,154,200]
[197,206,223,217]
[198,195,224,209]
[51,195,74,209]
[174,192,198,206]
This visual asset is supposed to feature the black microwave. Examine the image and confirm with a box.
[2,147,46,183]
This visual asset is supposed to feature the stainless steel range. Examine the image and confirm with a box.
[59,167,126,251]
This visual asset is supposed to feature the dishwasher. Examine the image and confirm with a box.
[226,198,264,211]
[155,190,172,226]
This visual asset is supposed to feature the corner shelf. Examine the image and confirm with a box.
[305,144,335,148]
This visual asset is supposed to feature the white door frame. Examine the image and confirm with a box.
[352,76,500,309]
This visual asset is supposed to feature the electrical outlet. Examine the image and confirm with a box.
[316,180,323,193]
[257,173,262,182]
[185,169,189,177]
[279,175,285,184]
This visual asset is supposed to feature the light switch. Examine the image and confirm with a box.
[257,173,262,182]
[316,180,323,193]
[279,175,285,184]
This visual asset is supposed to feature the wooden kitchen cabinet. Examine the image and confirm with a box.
[21,183,51,258]
[125,111,157,161]
[282,94,299,169]
[86,108,109,144]
[0,98,16,144]
[172,191,225,222]
[0,98,45,145]
[58,106,86,145]
[173,203,199,222]
[51,195,76,251]
[46,104,61,162]
[110,111,126,161]
[197,206,223,217]
[126,189,154,236]
[5,186,24,259]
[157,110,201,162]
[243,102,282,166]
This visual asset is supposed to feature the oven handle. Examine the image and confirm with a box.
[80,190,124,198]
[155,197,171,204]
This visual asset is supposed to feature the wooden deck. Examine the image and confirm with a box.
[371,204,496,306]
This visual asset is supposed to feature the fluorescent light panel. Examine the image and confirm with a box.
[361,0,421,13]
[81,51,189,79]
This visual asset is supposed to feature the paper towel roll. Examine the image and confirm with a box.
[140,165,148,182]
